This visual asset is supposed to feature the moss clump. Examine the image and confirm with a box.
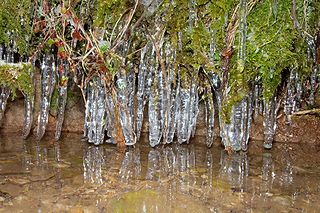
[0,62,33,97]
[0,0,33,55]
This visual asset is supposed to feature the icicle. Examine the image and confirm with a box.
[36,54,56,140]
[231,102,243,151]
[188,74,199,140]
[0,44,13,123]
[136,46,148,141]
[219,103,241,151]
[117,71,136,146]
[147,45,162,147]
[219,95,252,152]
[83,81,93,139]
[205,89,215,147]
[205,72,224,148]
[83,75,107,145]
[87,80,96,143]
[142,0,163,15]
[90,76,107,145]
[105,92,117,144]
[177,87,191,144]
[148,68,162,147]
[309,65,318,105]
[84,76,107,145]
[22,59,35,139]
[263,95,277,149]
[241,94,253,151]
[284,68,297,124]
[0,45,4,60]
[0,87,11,123]
[166,68,179,144]
[294,72,302,112]
[54,59,69,141]
[6,41,14,63]
[127,65,135,124]
[253,80,261,120]
[136,51,153,141]
[162,41,178,144]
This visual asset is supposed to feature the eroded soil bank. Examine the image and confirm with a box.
[0,134,320,212]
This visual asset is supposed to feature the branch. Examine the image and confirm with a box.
[293,108,320,115]
[111,0,140,51]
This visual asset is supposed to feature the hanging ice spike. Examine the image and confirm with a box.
[263,95,277,149]
[117,71,136,146]
[136,46,148,141]
[0,87,11,123]
[205,88,215,147]
[22,59,35,139]
[54,59,69,141]
[86,76,107,145]
[36,54,56,140]
[148,50,162,147]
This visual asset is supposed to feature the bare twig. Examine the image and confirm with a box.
[293,108,320,115]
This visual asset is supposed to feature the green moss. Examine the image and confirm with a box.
[246,0,298,100]
[0,63,33,98]
[0,0,33,55]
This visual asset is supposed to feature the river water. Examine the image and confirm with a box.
[0,133,319,212]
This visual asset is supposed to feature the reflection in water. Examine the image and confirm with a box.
[54,142,61,162]
[262,152,274,183]
[35,145,49,169]
[21,142,50,171]
[21,142,32,172]
[144,146,197,193]
[146,149,161,181]
[5,136,316,212]
[119,148,141,181]
[219,151,249,192]
[83,146,105,184]
[261,152,275,204]
[279,148,293,187]
[161,147,176,178]
[201,149,213,201]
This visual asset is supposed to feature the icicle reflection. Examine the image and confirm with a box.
[219,151,249,192]
[0,133,310,212]
[83,146,105,184]
[119,148,141,181]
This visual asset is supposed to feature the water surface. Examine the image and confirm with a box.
[0,134,319,212]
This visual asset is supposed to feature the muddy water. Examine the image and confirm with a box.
[0,134,320,212]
